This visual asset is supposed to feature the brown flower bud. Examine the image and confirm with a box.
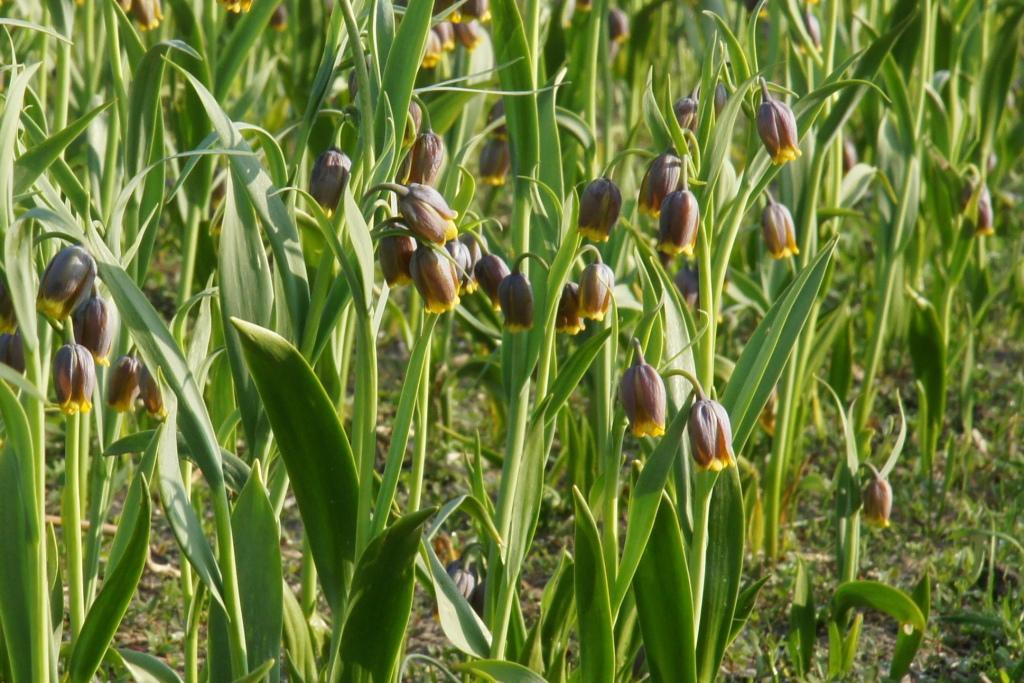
[410,244,461,314]
[608,7,629,44]
[673,96,698,132]
[802,11,821,50]
[54,343,96,415]
[446,560,479,602]
[269,4,288,30]
[759,386,777,435]
[638,150,682,217]
[578,262,614,321]
[461,0,490,22]
[479,138,511,186]
[401,131,446,186]
[474,254,510,309]
[38,245,97,320]
[453,20,485,50]
[621,349,666,437]
[688,398,735,472]
[498,270,533,331]
[434,21,456,51]
[578,177,622,242]
[138,364,167,418]
[398,184,459,244]
[379,233,417,287]
[842,137,858,172]
[658,188,700,256]
[674,265,700,309]
[459,233,484,274]
[107,355,142,412]
[0,332,25,375]
[445,238,475,293]
[72,294,115,366]
[962,183,995,236]
[556,283,585,335]
[309,147,352,215]
[862,471,892,528]
[422,28,444,69]
[406,101,423,147]
[757,83,801,164]
[131,0,164,30]
[761,198,799,259]
[434,0,462,22]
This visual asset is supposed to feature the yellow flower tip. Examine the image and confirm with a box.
[60,399,92,416]
[449,10,463,22]
[94,355,111,367]
[505,322,532,333]
[462,282,479,294]
[422,55,442,69]
[479,10,491,22]
[481,175,506,186]
[772,146,802,165]
[442,38,455,51]
[718,453,737,470]
[425,298,459,314]
[631,420,665,438]
[640,205,660,218]
[864,515,889,529]
[577,226,610,243]
[37,298,66,320]
[443,222,459,242]
[557,322,586,336]
[680,244,695,257]
[976,226,995,237]
[273,24,287,32]
[698,459,725,473]
[109,399,134,413]
[587,309,607,323]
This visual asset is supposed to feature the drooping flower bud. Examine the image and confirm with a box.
[54,343,96,415]
[379,233,417,287]
[498,269,533,331]
[107,355,142,412]
[72,294,115,366]
[577,177,622,242]
[422,27,445,68]
[410,244,461,314]
[38,245,97,320]
[474,253,510,309]
[673,95,698,132]
[578,262,615,321]
[445,238,475,293]
[401,131,446,186]
[487,99,507,139]
[714,83,728,118]
[620,347,666,438]
[861,470,892,528]
[757,82,801,164]
[575,0,592,12]
[459,233,484,275]
[397,184,459,244]
[658,186,700,256]
[638,150,682,217]
[434,21,456,51]
[674,264,700,309]
[608,7,629,44]
[479,138,511,186]
[555,283,585,335]
[309,147,352,216]
[688,397,736,472]
[962,183,995,236]
[446,560,479,602]
[461,0,490,22]
[761,198,799,259]
[0,278,16,333]
[434,0,462,22]
[0,332,25,375]
[138,364,167,418]
[759,386,777,435]
[269,4,288,30]
[453,20,485,50]
[131,0,164,30]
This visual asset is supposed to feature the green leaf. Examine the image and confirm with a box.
[116,648,184,683]
[13,100,112,195]
[633,495,696,683]
[787,559,815,677]
[232,319,358,612]
[425,540,492,658]
[214,0,283,99]
[458,660,549,683]
[337,508,436,682]
[720,237,838,452]
[572,488,614,683]
[830,581,927,633]
[889,574,929,679]
[173,66,310,337]
[69,477,151,683]
[375,0,433,152]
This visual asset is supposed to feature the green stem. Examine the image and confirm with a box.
[408,333,432,512]
[212,489,249,677]
[178,205,203,302]
[354,316,378,552]
[63,412,85,639]
[300,538,317,617]
[688,472,716,627]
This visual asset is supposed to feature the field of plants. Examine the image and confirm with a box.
[0,0,1022,680]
